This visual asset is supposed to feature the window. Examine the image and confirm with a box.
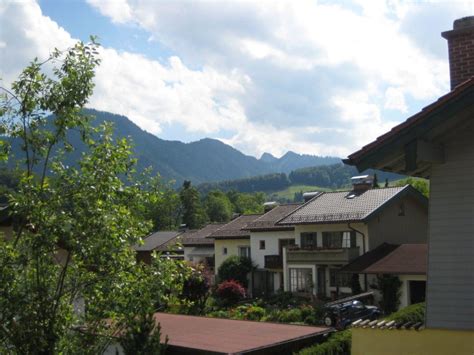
[329,268,351,287]
[301,232,317,248]
[238,246,250,258]
[323,231,356,248]
[259,240,266,250]
[222,247,228,255]
[289,268,313,293]
[398,203,405,216]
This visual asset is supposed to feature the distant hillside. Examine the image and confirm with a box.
[259,151,340,173]
[197,163,404,195]
[7,109,340,186]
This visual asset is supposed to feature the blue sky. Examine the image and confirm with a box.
[1,0,474,158]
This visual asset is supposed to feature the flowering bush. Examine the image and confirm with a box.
[215,280,246,306]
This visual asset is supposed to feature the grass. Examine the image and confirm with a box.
[269,184,332,201]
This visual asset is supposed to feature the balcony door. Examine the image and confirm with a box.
[279,238,295,255]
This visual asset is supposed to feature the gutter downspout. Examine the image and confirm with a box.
[348,222,368,291]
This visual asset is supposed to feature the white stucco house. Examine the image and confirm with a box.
[244,203,301,296]
[276,178,428,300]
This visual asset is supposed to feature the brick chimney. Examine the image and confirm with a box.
[442,16,474,90]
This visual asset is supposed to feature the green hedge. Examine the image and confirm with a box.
[385,302,425,323]
[296,330,351,355]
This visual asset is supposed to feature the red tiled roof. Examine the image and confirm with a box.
[346,77,474,164]
[153,313,329,354]
[340,243,427,275]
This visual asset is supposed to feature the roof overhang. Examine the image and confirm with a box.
[344,79,474,178]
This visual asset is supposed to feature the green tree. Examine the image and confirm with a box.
[0,167,21,203]
[142,175,181,230]
[371,274,402,315]
[205,190,233,222]
[373,173,379,188]
[217,255,254,288]
[180,180,208,228]
[0,39,184,354]
[228,191,265,214]
[395,177,429,198]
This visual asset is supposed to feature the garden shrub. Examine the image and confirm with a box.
[243,305,266,321]
[206,310,230,318]
[181,267,211,314]
[300,305,314,319]
[215,280,246,306]
[297,330,351,355]
[350,274,362,295]
[385,302,425,323]
[217,256,254,288]
[277,308,303,323]
[371,274,402,314]
[266,290,305,307]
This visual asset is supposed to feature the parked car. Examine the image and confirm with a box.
[323,300,380,329]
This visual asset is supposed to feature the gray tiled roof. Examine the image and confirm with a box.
[181,223,225,246]
[134,231,183,251]
[245,203,302,231]
[208,214,263,239]
[278,186,414,225]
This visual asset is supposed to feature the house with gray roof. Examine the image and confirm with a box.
[207,214,263,274]
[244,203,301,296]
[180,223,224,268]
[134,231,184,264]
[276,179,428,301]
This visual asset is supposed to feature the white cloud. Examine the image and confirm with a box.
[332,90,397,152]
[86,0,133,24]
[384,87,408,112]
[3,0,472,158]
[90,49,250,136]
[84,0,462,156]
[0,0,73,85]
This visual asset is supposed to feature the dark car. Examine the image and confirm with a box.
[323,300,380,329]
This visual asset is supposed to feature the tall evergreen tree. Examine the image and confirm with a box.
[180,181,208,228]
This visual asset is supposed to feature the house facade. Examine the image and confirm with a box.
[345,16,474,331]
[245,203,301,296]
[340,243,428,309]
[208,214,262,274]
[181,223,224,268]
[277,180,428,300]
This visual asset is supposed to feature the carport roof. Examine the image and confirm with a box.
[340,243,427,275]
[153,312,329,354]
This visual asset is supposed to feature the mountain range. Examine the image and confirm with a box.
[9,109,341,186]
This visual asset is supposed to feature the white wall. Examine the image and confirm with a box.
[250,230,294,269]
[399,274,427,309]
[214,239,250,273]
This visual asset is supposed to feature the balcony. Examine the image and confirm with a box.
[264,255,283,269]
[286,246,360,264]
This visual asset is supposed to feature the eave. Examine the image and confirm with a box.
[344,79,474,177]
